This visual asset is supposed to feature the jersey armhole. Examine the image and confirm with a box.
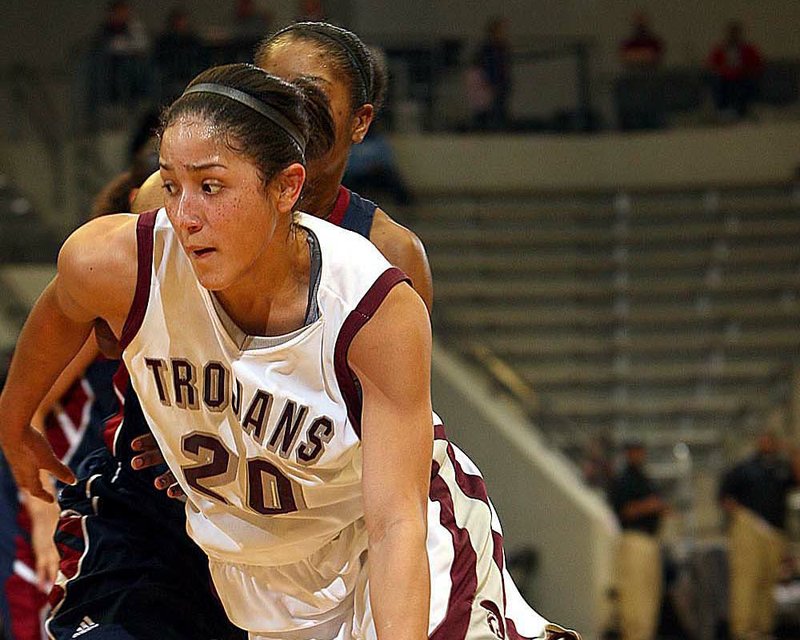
[118,210,157,350]
[333,267,410,438]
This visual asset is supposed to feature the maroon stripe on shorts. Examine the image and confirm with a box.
[506,618,539,640]
[333,267,410,438]
[444,439,525,637]
[119,209,157,349]
[103,363,130,453]
[53,515,85,582]
[49,512,90,612]
[429,460,478,640]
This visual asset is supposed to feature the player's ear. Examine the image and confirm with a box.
[351,104,374,144]
[274,163,306,214]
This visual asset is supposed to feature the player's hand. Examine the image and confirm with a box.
[26,494,61,591]
[0,426,75,502]
[155,469,186,501]
[130,434,185,500]
[130,433,166,470]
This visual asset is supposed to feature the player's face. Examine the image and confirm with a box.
[259,38,372,197]
[159,117,285,291]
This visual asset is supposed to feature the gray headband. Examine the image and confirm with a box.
[182,83,306,157]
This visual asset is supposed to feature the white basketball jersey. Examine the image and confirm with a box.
[121,209,410,566]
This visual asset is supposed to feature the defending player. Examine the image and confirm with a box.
[0,63,577,640]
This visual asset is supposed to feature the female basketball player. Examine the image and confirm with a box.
[4,24,433,640]
[0,65,576,640]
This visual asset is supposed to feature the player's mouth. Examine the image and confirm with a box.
[187,246,216,259]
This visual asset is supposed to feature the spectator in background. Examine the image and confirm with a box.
[228,0,273,61]
[153,7,208,104]
[296,0,326,22]
[88,0,151,114]
[619,11,664,70]
[581,433,615,494]
[477,16,512,130]
[719,427,800,640]
[708,21,763,119]
[609,441,668,640]
[465,50,494,130]
[615,11,666,131]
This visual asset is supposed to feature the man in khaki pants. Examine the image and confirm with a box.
[610,442,668,640]
[720,429,800,640]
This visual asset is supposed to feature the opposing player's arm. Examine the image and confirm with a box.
[349,282,432,640]
[369,209,433,313]
[0,214,137,500]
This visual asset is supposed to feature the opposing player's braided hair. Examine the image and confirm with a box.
[255,22,387,114]
[158,64,335,190]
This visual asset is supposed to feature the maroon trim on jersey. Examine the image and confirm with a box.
[104,363,131,454]
[429,457,477,640]
[333,267,410,438]
[327,185,351,227]
[119,210,157,350]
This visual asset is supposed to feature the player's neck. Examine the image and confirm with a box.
[302,186,339,220]
[213,228,310,336]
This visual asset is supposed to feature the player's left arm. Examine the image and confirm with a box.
[369,209,433,313]
[349,281,433,640]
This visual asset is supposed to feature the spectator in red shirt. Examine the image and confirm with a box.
[619,11,664,70]
[708,21,763,118]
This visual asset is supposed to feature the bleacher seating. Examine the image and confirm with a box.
[0,173,61,356]
[420,184,800,467]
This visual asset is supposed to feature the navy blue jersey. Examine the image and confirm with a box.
[0,356,118,640]
[327,185,378,239]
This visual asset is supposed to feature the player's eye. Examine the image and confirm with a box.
[162,182,176,195]
[202,182,222,195]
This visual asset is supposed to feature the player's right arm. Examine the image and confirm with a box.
[0,214,137,501]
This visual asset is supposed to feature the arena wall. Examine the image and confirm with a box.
[391,121,800,195]
[431,343,617,640]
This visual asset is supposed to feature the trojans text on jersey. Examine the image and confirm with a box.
[144,357,335,465]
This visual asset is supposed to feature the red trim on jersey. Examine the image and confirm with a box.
[103,363,131,454]
[429,458,478,640]
[327,186,351,227]
[119,210,157,349]
[333,267,410,438]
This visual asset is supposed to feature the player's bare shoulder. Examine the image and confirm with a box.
[369,207,433,311]
[132,170,164,214]
[57,213,139,327]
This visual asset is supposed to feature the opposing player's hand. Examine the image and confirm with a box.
[130,433,166,469]
[0,426,75,502]
[155,470,186,500]
[130,434,185,500]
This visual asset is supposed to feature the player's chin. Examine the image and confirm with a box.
[191,263,229,292]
